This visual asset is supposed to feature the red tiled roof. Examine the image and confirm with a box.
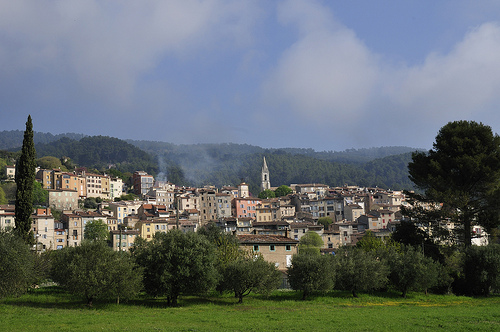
[237,234,299,244]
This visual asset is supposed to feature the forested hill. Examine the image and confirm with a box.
[0,130,417,192]
[0,130,86,150]
[34,136,158,174]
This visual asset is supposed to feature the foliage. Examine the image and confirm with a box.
[37,156,66,171]
[84,219,109,242]
[356,230,387,252]
[462,244,500,296]
[34,136,158,175]
[387,245,440,298]
[32,180,48,206]
[222,255,281,303]
[287,253,334,300]
[132,230,218,305]
[408,121,500,247]
[298,231,323,255]
[114,193,139,201]
[1,182,16,202]
[15,115,36,245]
[0,186,6,204]
[258,189,275,199]
[0,230,35,298]
[50,240,141,306]
[82,197,101,209]
[274,185,292,197]
[333,247,389,297]
[317,217,333,230]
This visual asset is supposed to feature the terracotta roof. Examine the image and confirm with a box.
[237,234,299,244]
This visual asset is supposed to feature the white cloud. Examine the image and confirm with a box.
[0,0,261,109]
[262,0,379,124]
[392,22,500,122]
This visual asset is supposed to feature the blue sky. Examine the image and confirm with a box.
[2,0,500,151]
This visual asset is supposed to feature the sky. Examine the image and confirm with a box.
[2,0,500,152]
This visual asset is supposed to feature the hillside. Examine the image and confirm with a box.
[0,130,416,191]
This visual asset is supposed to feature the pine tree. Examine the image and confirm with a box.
[15,115,36,245]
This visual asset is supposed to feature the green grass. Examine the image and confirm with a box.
[1,287,499,331]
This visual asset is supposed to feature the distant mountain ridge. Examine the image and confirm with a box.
[0,130,418,192]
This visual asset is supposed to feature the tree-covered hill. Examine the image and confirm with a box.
[0,130,416,191]
[34,136,157,174]
[0,130,86,150]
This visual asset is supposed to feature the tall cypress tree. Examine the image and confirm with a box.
[15,115,36,245]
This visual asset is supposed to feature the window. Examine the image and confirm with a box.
[294,229,298,233]
[253,245,259,252]
[285,245,291,251]
[270,245,275,251]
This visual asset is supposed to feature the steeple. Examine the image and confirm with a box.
[261,157,271,192]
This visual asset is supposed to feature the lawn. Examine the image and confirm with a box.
[1,287,499,331]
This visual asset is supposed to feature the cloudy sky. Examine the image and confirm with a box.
[2,0,500,151]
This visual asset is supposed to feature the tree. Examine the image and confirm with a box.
[258,189,275,199]
[84,219,109,242]
[0,186,7,205]
[50,240,141,306]
[274,185,292,197]
[388,245,440,298]
[0,230,35,298]
[223,255,281,303]
[298,231,323,255]
[15,115,37,245]
[133,230,218,305]
[333,247,388,297]
[37,156,65,171]
[408,121,500,247]
[463,244,500,296]
[287,253,334,300]
[356,230,386,252]
[317,217,333,230]
[32,180,48,206]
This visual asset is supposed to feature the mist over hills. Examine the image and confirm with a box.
[0,130,418,193]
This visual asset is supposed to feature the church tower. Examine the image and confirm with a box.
[261,157,271,192]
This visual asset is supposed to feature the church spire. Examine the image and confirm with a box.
[261,157,271,192]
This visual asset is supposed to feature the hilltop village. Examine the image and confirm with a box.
[0,157,488,271]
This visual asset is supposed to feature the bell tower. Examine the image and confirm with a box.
[261,157,271,192]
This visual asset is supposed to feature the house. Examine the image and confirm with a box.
[232,197,261,219]
[110,229,139,252]
[62,212,83,247]
[237,234,299,271]
[47,189,79,211]
[252,220,290,236]
[5,165,15,181]
[0,205,15,230]
[322,229,341,249]
[32,208,55,251]
[289,222,323,241]
[132,171,154,197]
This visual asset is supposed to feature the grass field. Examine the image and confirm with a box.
[1,287,499,331]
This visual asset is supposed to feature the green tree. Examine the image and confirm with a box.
[15,115,37,245]
[133,230,218,305]
[298,231,324,255]
[84,219,109,242]
[463,244,500,296]
[317,217,333,230]
[37,156,64,170]
[287,253,334,300]
[0,186,7,205]
[333,247,389,297]
[258,189,275,199]
[408,121,500,247]
[356,230,386,252]
[274,185,292,197]
[223,255,281,303]
[50,240,141,306]
[388,245,439,298]
[0,230,35,298]
[32,180,48,206]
